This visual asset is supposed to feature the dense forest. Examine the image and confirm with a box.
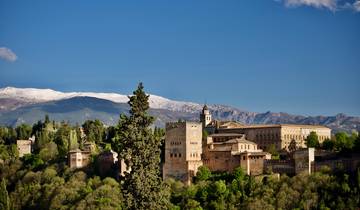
[0,83,359,210]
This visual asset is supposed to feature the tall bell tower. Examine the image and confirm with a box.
[200,104,212,128]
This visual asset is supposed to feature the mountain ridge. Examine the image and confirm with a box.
[0,87,359,133]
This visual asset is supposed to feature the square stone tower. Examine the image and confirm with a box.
[163,121,203,184]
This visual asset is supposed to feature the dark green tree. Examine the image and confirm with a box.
[305,131,320,148]
[35,130,51,152]
[322,138,335,151]
[334,132,356,151]
[113,83,170,209]
[0,178,9,210]
[32,120,44,136]
[354,133,360,152]
[82,119,105,144]
[105,126,117,144]
[54,123,71,157]
[0,127,16,144]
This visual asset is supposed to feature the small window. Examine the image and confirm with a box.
[170,153,173,158]
[179,153,181,158]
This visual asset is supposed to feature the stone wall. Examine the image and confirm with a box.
[312,154,360,173]
[204,150,240,172]
[264,159,295,175]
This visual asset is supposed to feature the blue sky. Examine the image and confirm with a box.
[0,0,359,116]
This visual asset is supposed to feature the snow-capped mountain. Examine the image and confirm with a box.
[0,87,203,113]
[0,87,359,133]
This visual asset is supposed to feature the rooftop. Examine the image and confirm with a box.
[209,133,245,137]
[211,138,257,145]
[232,151,271,156]
[226,138,257,145]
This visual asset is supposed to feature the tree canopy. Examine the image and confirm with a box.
[113,83,170,209]
[305,131,320,148]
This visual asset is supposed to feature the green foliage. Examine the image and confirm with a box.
[322,138,335,151]
[0,178,9,210]
[104,143,112,152]
[154,126,165,139]
[335,132,349,150]
[39,142,58,161]
[23,154,44,170]
[0,127,17,144]
[266,144,279,159]
[196,166,212,182]
[203,130,208,139]
[305,131,320,148]
[0,103,359,210]
[15,124,32,140]
[233,167,246,180]
[171,169,360,210]
[54,123,71,157]
[114,83,170,209]
[355,134,360,152]
[82,119,105,144]
[334,132,358,152]
[69,129,79,150]
[0,144,18,160]
[105,126,116,144]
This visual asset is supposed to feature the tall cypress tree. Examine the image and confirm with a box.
[114,83,169,209]
[0,178,10,210]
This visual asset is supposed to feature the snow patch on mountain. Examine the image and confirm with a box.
[0,87,203,113]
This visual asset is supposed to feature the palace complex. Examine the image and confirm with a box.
[163,105,332,184]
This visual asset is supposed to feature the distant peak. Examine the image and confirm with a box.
[0,86,204,113]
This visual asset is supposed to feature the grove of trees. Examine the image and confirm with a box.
[0,83,359,209]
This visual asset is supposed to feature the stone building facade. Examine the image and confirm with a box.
[97,150,118,177]
[68,149,91,169]
[203,135,271,175]
[163,105,332,184]
[163,121,203,184]
[16,137,35,157]
[163,121,271,184]
[216,124,331,151]
[17,140,32,157]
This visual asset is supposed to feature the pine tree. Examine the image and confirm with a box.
[0,178,10,210]
[114,83,170,209]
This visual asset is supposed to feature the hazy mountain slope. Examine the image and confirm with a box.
[0,98,31,113]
